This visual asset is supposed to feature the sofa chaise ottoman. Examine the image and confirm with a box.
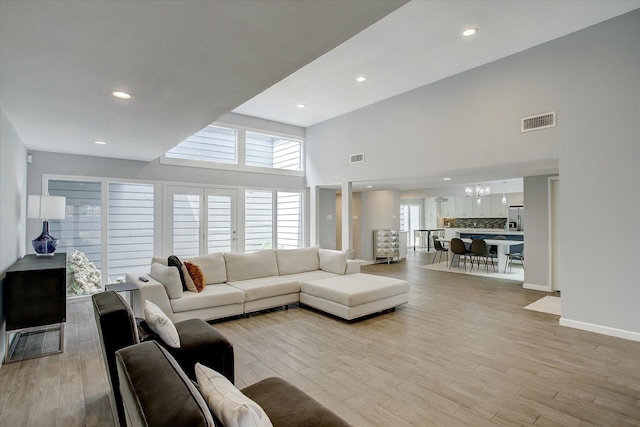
[300,273,409,320]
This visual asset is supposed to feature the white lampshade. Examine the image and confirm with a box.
[28,195,66,220]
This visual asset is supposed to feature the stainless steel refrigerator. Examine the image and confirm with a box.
[508,205,524,231]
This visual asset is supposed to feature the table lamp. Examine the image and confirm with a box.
[28,194,66,256]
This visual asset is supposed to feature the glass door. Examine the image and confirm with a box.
[166,186,237,256]
[400,203,422,248]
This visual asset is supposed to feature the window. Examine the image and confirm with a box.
[163,123,304,174]
[277,192,303,249]
[48,179,103,295]
[400,203,421,247]
[172,193,201,258]
[108,182,155,282]
[166,125,237,164]
[245,190,273,252]
[245,190,304,251]
[245,132,302,171]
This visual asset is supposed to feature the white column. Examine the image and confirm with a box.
[341,182,352,252]
[309,185,319,246]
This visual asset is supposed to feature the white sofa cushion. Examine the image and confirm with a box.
[275,246,319,276]
[224,250,278,282]
[144,300,180,348]
[149,263,183,299]
[195,363,273,427]
[301,273,409,306]
[184,253,227,284]
[151,254,227,284]
[227,276,302,302]
[170,284,245,314]
[318,248,347,275]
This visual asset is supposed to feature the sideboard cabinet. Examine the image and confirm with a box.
[373,229,400,264]
[3,252,66,362]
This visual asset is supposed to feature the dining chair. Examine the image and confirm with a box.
[470,239,495,273]
[431,235,448,264]
[449,238,472,271]
[505,248,525,272]
[415,230,428,251]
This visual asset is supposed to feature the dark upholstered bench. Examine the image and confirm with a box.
[116,341,351,427]
[92,291,234,427]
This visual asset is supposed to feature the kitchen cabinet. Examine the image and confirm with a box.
[438,198,454,218]
[472,198,490,217]
[508,192,524,206]
[455,197,473,218]
[491,194,508,217]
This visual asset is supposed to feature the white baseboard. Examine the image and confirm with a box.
[560,318,640,342]
[522,283,552,292]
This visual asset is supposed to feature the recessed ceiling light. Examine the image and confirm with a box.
[356,76,367,82]
[366,185,373,188]
[94,140,107,145]
[462,27,478,37]
[111,90,132,100]
[443,177,451,181]
[297,104,305,108]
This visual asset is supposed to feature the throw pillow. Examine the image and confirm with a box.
[181,264,198,293]
[184,261,206,293]
[318,248,347,275]
[144,300,180,348]
[168,255,187,290]
[195,363,273,427]
[149,263,183,299]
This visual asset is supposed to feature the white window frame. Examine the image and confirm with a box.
[160,121,305,177]
[43,174,163,286]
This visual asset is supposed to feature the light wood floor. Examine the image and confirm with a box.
[1,251,639,426]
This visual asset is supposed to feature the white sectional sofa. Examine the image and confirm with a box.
[126,246,409,322]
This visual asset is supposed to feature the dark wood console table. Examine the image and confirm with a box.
[3,252,66,363]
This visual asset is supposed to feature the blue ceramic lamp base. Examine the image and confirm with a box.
[32,220,59,256]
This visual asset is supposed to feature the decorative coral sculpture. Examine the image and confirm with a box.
[67,250,103,295]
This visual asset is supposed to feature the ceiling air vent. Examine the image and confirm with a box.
[350,152,365,164]
[521,111,556,133]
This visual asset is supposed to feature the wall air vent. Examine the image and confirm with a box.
[521,111,556,132]
[350,152,365,164]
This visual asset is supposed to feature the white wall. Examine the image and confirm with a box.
[306,11,640,339]
[522,175,555,291]
[26,113,308,250]
[317,188,336,250]
[0,105,28,363]
[358,190,400,261]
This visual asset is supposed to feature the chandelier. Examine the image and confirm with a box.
[465,184,490,198]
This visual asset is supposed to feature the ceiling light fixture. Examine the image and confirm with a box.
[443,177,451,181]
[111,90,132,100]
[465,183,490,199]
[297,104,305,108]
[366,185,373,188]
[462,27,478,37]
[356,76,367,82]
[94,140,107,145]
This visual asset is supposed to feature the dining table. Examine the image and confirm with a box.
[435,237,523,273]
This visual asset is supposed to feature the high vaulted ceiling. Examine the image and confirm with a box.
[1,0,639,163]
[0,0,406,161]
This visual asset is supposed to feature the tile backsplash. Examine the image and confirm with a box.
[442,218,507,229]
